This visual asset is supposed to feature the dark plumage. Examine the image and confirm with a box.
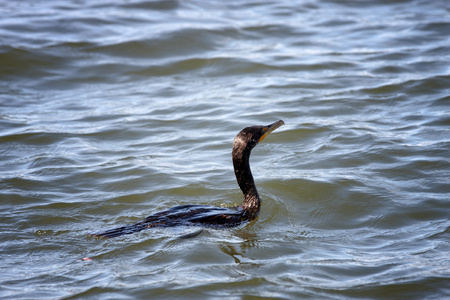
[90,120,284,238]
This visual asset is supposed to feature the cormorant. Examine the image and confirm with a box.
[90,120,284,238]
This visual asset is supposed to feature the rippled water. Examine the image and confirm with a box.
[1,0,449,299]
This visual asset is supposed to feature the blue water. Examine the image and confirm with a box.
[1,0,449,299]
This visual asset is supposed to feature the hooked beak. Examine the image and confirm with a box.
[259,120,285,142]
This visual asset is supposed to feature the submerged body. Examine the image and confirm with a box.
[91,120,284,238]
[91,205,247,238]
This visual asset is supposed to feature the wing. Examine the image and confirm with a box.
[89,205,245,238]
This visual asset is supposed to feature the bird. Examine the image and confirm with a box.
[89,120,284,238]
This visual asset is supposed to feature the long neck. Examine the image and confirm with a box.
[232,142,261,212]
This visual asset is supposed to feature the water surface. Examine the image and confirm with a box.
[1,0,449,299]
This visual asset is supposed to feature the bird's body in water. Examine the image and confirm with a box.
[90,120,284,238]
